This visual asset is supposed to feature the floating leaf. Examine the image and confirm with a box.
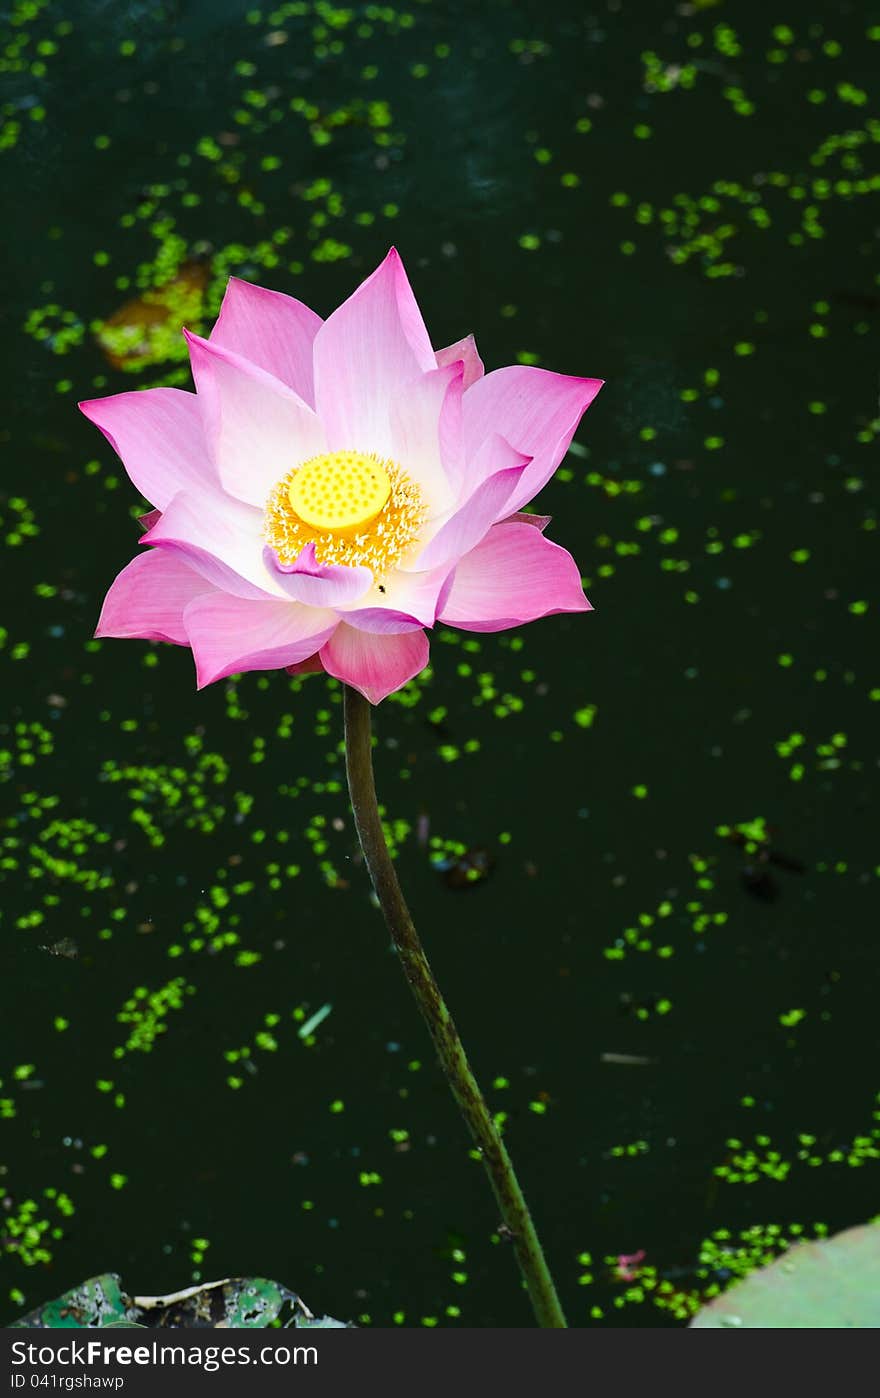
[690,1224,880,1328]
[11,1275,350,1329]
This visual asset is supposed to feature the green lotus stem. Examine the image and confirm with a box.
[342,684,567,1329]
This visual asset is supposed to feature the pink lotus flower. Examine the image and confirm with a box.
[82,249,602,703]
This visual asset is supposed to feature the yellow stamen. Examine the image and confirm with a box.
[264,450,426,582]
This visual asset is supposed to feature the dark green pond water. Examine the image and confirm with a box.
[2,0,878,1327]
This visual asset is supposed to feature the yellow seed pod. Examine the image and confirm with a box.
[288,451,392,537]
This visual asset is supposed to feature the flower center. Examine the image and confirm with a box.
[287,450,392,537]
[264,450,427,581]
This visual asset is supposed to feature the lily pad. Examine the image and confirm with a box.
[11,1275,349,1329]
[690,1223,880,1328]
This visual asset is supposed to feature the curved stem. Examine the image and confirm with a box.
[343,685,567,1329]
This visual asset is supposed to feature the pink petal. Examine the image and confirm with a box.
[505,511,551,531]
[456,431,533,503]
[409,446,528,572]
[182,592,338,688]
[286,654,325,676]
[319,623,430,704]
[267,541,373,608]
[462,366,603,514]
[96,548,215,645]
[78,388,213,511]
[144,489,282,600]
[389,363,462,514]
[436,333,484,390]
[138,508,162,533]
[210,276,322,406]
[184,329,325,508]
[312,248,436,458]
[334,607,425,635]
[340,563,453,632]
[438,521,592,632]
